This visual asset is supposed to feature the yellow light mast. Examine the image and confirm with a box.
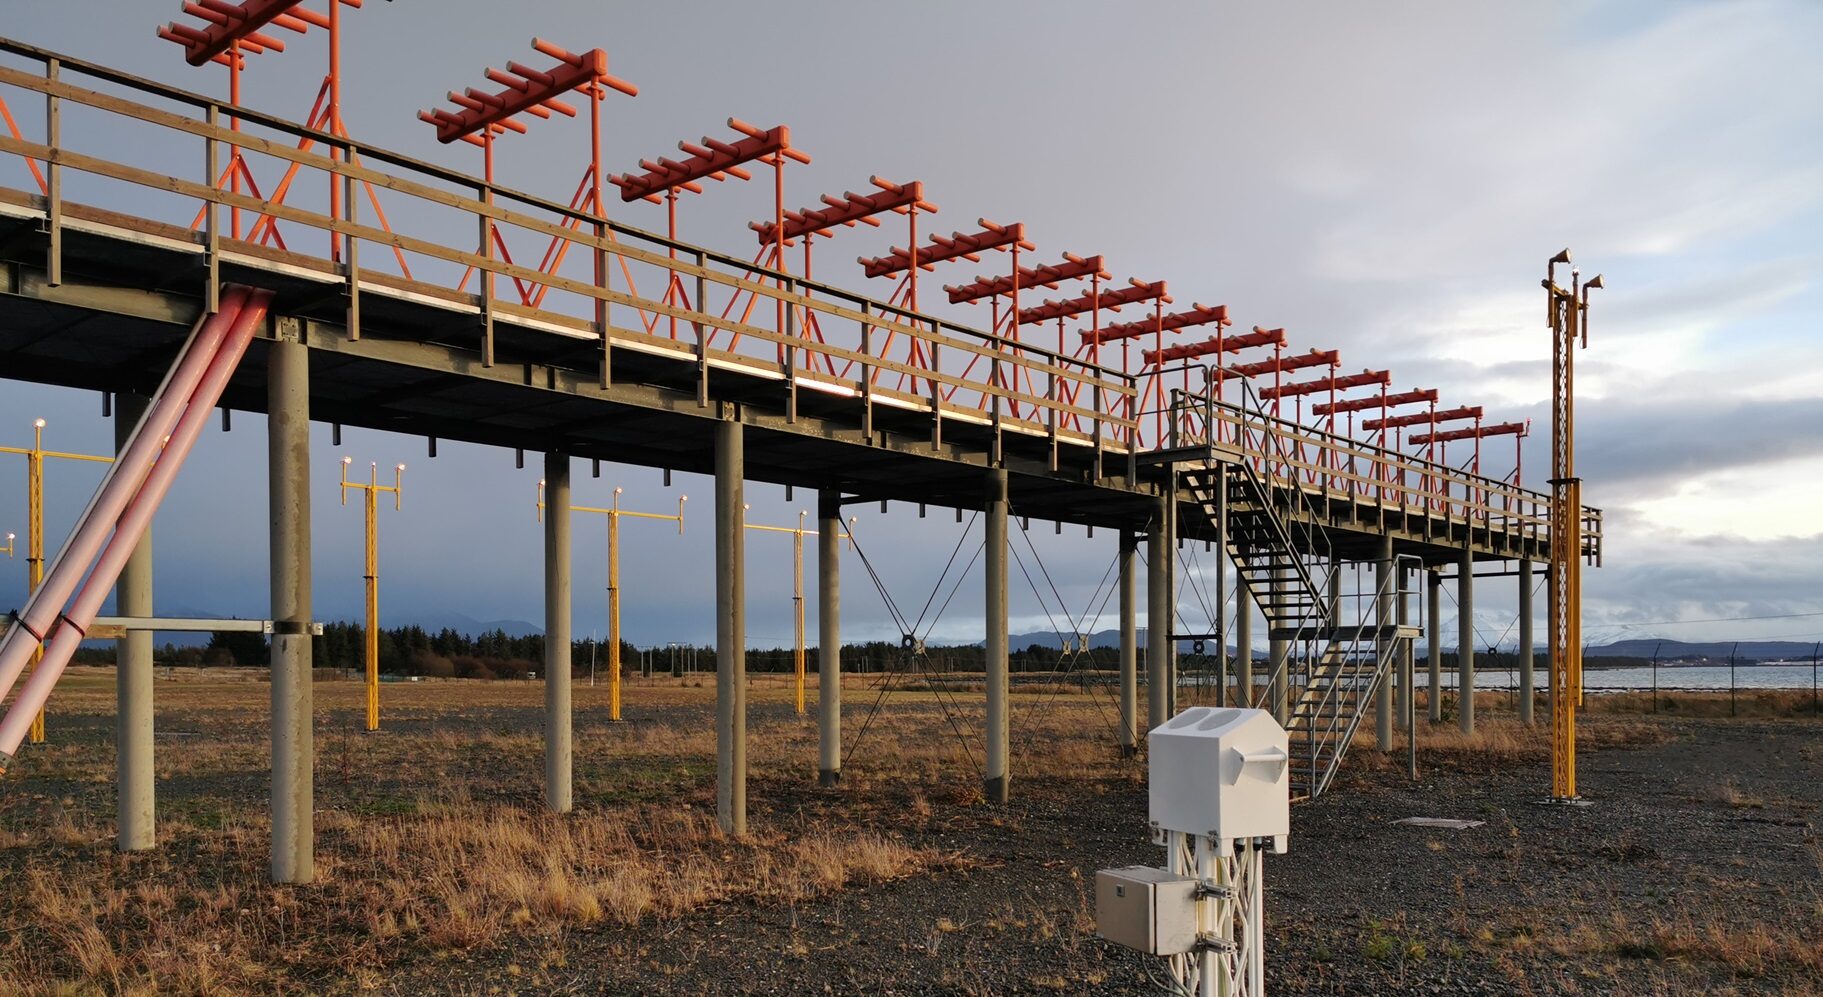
[1542,250,1601,801]
[537,483,685,721]
[2,419,113,743]
[341,458,404,732]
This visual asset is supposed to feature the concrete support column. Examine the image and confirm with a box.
[114,393,154,852]
[1375,538,1394,751]
[1458,547,1475,736]
[1519,559,1535,725]
[817,489,842,786]
[1146,498,1171,731]
[267,337,313,885]
[1427,569,1443,723]
[983,468,1010,802]
[715,420,746,832]
[1235,582,1253,705]
[543,451,572,813]
[1117,530,1138,755]
[1269,568,1289,725]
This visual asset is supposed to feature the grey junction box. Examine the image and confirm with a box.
[1094,866,1199,955]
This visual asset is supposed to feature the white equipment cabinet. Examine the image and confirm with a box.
[1097,706,1290,997]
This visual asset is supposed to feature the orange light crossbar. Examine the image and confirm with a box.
[945,253,1109,305]
[751,177,933,246]
[1410,420,1526,445]
[1226,347,1338,380]
[611,119,809,204]
[858,219,1034,279]
[1098,303,1228,342]
[1364,404,1481,432]
[1035,278,1168,328]
[158,0,354,67]
[1089,303,1228,354]
[1312,387,1438,417]
[1260,368,1389,401]
[1141,325,1282,365]
[420,41,635,146]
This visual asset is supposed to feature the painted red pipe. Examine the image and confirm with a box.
[0,288,252,699]
[0,288,274,768]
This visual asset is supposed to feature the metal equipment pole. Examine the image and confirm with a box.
[268,334,313,885]
[1458,547,1475,735]
[794,519,806,717]
[1147,498,1171,731]
[1428,570,1442,723]
[543,451,572,814]
[1376,537,1393,751]
[715,420,746,832]
[363,481,378,730]
[1519,559,1535,725]
[114,394,154,851]
[609,497,621,719]
[1236,582,1253,705]
[1118,529,1138,755]
[984,467,1010,803]
[1399,561,1416,780]
[817,489,842,786]
[1269,568,1289,725]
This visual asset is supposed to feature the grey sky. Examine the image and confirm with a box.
[0,2,1819,649]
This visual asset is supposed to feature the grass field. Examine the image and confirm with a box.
[1,667,1819,994]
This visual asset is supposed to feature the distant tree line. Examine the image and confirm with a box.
[65,626,1136,678]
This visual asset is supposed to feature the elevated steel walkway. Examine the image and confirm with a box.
[0,36,1602,822]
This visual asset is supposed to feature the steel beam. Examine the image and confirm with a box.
[715,419,746,832]
[267,335,312,884]
[543,450,572,813]
[984,467,1010,802]
[114,393,153,852]
[817,488,841,786]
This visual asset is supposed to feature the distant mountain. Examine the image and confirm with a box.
[1589,639,1821,663]
[943,630,1818,664]
[409,612,543,639]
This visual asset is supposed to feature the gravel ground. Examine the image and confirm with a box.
[381,715,1822,995]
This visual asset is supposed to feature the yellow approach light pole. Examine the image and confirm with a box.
[1,532,13,557]
[538,482,685,722]
[1542,250,1600,802]
[743,508,853,717]
[2,418,113,744]
[341,458,405,732]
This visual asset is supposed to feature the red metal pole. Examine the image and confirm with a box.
[774,154,786,353]
[229,44,242,239]
[591,82,605,343]
[667,189,679,340]
[327,0,341,262]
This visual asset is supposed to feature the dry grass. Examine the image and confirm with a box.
[1,803,938,993]
[0,666,1131,993]
[1710,776,1766,810]
[1588,689,1823,719]
[1346,712,1673,776]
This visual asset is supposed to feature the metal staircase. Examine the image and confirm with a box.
[1169,382,1415,801]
